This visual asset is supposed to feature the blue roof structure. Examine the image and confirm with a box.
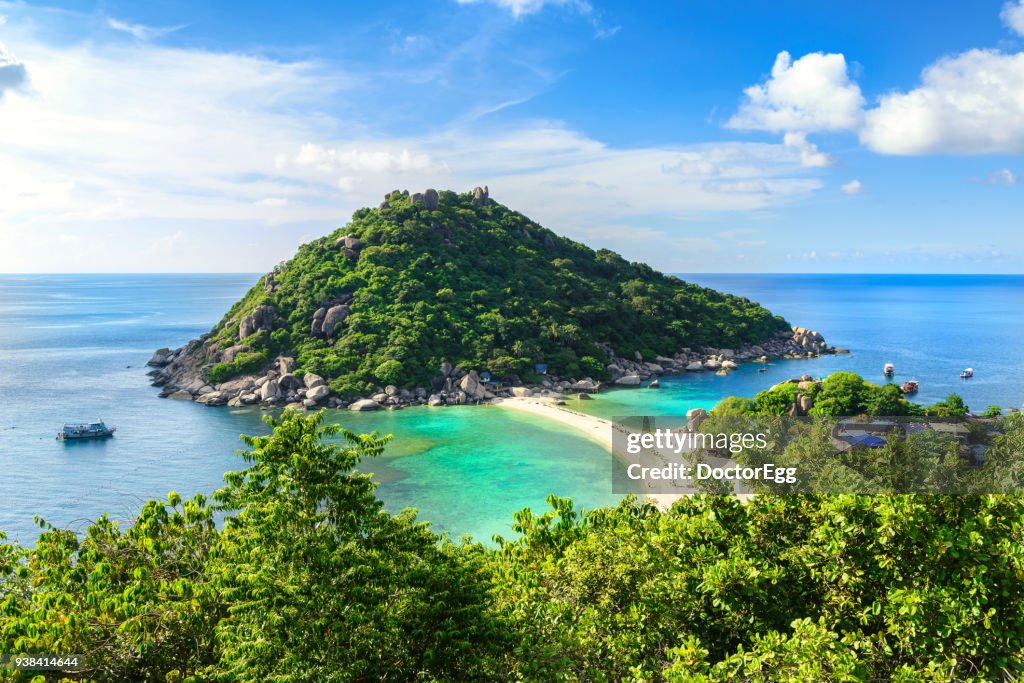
[848,434,887,448]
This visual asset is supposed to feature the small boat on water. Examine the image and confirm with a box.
[900,380,919,395]
[57,420,116,441]
[960,367,974,379]
[883,363,895,378]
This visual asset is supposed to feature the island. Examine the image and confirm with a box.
[147,187,843,410]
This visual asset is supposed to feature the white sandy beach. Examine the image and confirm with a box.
[494,396,695,508]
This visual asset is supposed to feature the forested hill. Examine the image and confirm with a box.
[193,187,789,396]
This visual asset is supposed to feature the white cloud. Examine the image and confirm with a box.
[1002,0,1024,36]
[294,145,442,174]
[0,10,826,273]
[977,168,1018,185]
[727,51,865,133]
[861,50,1024,155]
[454,0,618,37]
[783,132,834,168]
[704,180,768,194]
[0,14,7,25]
[840,179,864,195]
[107,18,185,41]
[0,42,28,98]
[455,0,591,19]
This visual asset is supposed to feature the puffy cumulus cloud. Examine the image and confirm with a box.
[861,50,1024,155]
[0,11,824,272]
[783,132,834,168]
[727,51,865,134]
[0,42,28,98]
[840,179,864,195]
[1002,0,1024,36]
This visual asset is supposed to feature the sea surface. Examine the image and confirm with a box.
[574,273,1024,421]
[1,273,1022,545]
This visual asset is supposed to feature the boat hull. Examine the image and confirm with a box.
[57,426,116,441]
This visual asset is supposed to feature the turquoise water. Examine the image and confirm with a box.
[2,273,1023,545]
[0,275,618,544]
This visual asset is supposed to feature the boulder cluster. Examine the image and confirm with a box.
[470,186,489,206]
[769,375,825,417]
[335,234,364,261]
[603,328,844,385]
[238,305,276,340]
[310,295,354,338]
[149,352,347,410]
[148,326,844,413]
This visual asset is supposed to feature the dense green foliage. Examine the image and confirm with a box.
[205,190,788,395]
[0,413,504,682]
[713,371,970,419]
[204,351,269,385]
[700,373,1019,496]
[3,411,1024,681]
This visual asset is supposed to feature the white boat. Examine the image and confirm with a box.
[57,420,116,440]
[960,368,974,379]
[883,363,895,378]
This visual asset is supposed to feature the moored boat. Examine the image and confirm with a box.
[57,420,116,441]
[960,367,974,379]
[883,363,895,378]
[900,379,919,395]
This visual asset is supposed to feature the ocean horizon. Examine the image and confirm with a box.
[2,272,1022,545]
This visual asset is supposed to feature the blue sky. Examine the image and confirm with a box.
[0,0,1022,273]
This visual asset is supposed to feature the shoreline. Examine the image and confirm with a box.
[148,326,846,413]
[494,397,696,509]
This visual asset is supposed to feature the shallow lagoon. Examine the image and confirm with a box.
[2,273,1023,544]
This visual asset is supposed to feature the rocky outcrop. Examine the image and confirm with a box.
[304,385,329,402]
[147,348,173,367]
[310,295,354,337]
[321,305,350,336]
[150,320,843,415]
[264,271,279,293]
[423,188,439,210]
[311,308,327,336]
[220,344,250,363]
[334,234,364,262]
[471,186,489,206]
[599,327,842,384]
[239,305,276,340]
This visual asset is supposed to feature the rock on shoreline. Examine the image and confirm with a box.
[147,327,846,411]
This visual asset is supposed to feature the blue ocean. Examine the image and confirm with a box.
[1,273,1022,544]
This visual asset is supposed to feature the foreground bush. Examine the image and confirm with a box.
[2,411,1022,681]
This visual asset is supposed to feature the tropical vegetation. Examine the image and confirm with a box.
[202,190,789,396]
[2,409,1023,681]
